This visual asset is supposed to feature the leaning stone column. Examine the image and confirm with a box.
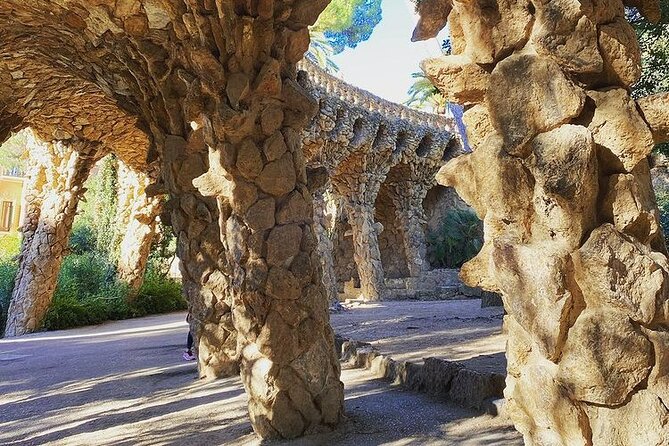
[161,134,239,380]
[4,138,104,337]
[415,0,669,443]
[12,129,49,296]
[388,181,431,277]
[312,185,340,306]
[332,175,386,301]
[184,3,344,437]
[115,161,163,296]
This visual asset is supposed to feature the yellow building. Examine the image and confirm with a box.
[0,167,25,233]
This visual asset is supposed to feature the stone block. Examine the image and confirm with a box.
[481,292,504,308]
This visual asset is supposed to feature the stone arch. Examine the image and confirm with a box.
[416,134,434,158]
[1,2,345,439]
[375,177,410,279]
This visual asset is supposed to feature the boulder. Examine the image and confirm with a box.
[558,308,653,405]
[587,88,655,172]
[532,0,603,74]
[487,54,585,156]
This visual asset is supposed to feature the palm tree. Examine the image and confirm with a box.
[306,31,340,73]
[405,71,447,113]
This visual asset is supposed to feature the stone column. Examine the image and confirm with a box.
[389,181,431,277]
[161,134,238,380]
[333,175,386,301]
[192,115,345,438]
[115,161,163,296]
[416,0,669,443]
[183,4,345,436]
[14,129,48,283]
[4,137,103,337]
[312,186,339,306]
[102,0,346,437]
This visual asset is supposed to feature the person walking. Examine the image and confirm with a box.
[183,314,196,361]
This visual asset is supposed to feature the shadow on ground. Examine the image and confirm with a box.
[0,311,520,445]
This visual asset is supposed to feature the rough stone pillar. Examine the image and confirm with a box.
[333,175,386,301]
[4,137,104,337]
[13,129,48,285]
[312,185,339,306]
[161,135,239,380]
[415,0,669,443]
[183,3,345,437]
[389,181,431,277]
[115,161,163,296]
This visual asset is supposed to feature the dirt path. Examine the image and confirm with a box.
[0,310,519,445]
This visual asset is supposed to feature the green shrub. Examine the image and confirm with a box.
[0,233,20,260]
[0,234,19,333]
[42,254,126,330]
[41,254,185,331]
[0,260,18,334]
[68,222,97,255]
[132,269,186,317]
[427,208,483,269]
[657,191,669,240]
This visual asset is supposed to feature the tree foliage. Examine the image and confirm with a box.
[405,71,446,112]
[312,0,383,54]
[306,31,340,73]
[630,4,669,155]
[427,208,483,269]
[91,155,119,259]
[0,131,28,173]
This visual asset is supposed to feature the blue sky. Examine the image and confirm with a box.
[331,0,448,104]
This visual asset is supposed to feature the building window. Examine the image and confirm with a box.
[0,201,14,232]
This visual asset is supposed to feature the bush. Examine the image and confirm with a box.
[42,254,185,331]
[132,269,187,317]
[657,191,669,240]
[427,208,483,269]
[0,233,20,260]
[68,222,97,255]
[0,260,18,335]
[0,234,20,334]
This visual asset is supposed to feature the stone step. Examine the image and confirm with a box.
[335,334,506,413]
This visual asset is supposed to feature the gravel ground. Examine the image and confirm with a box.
[0,307,519,445]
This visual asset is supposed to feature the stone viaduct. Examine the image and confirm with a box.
[4,58,460,337]
[299,61,461,302]
[0,0,667,443]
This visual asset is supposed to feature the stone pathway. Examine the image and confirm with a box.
[0,308,520,445]
[332,299,507,375]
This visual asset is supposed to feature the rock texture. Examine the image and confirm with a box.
[116,161,163,295]
[416,0,669,443]
[300,61,461,300]
[0,1,344,439]
[5,130,105,336]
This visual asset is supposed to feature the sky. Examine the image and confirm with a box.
[331,0,448,104]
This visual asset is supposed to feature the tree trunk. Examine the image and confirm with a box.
[419,1,669,443]
[4,138,103,336]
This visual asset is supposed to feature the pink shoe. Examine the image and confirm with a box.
[183,351,196,361]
